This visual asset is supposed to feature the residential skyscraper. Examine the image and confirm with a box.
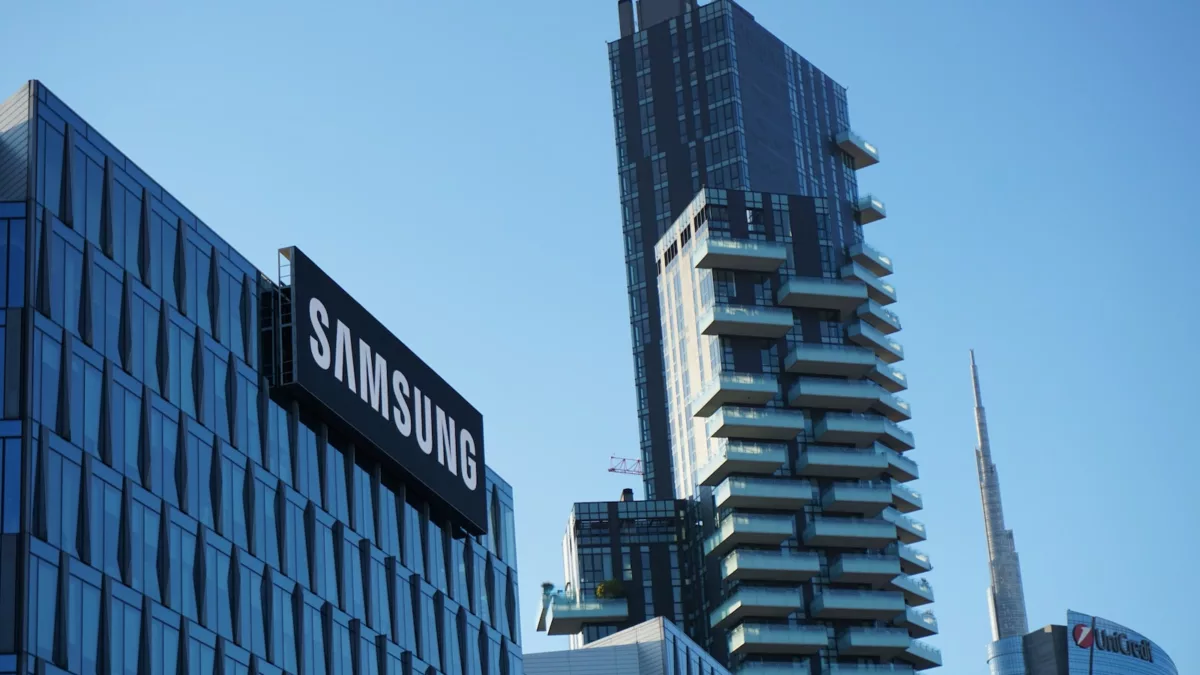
[0,81,524,675]
[609,0,875,499]
[971,350,1029,641]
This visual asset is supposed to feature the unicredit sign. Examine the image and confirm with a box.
[1073,624,1154,663]
[280,247,487,534]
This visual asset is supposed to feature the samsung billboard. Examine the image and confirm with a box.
[1066,610,1177,675]
[280,247,487,534]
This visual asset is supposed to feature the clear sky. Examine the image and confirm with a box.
[3,0,1198,672]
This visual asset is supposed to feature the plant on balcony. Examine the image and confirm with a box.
[594,579,627,600]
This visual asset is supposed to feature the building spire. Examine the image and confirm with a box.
[972,351,1030,641]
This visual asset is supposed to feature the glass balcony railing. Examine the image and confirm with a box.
[835,130,880,169]
[739,662,813,675]
[705,514,795,557]
[838,626,912,654]
[848,241,894,276]
[797,445,889,479]
[788,377,879,412]
[717,477,815,511]
[882,448,919,482]
[848,321,904,364]
[710,587,804,629]
[700,304,795,339]
[539,592,630,636]
[811,589,906,619]
[890,574,935,606]
[831,553,903,583]
[690,373,779,417]
[777,277,868,311]
[815,413,916,452]
[869,359,907,392]
[890,480,923,512]
[697,442,789,486]
[694,236,790,272]
[803,517,897,548]
[901,640,943,669]
[707,406,810,441]
[888,542,933,574]
[857,300,903,335]
[855,195,887,224]
[821,481,893,515]
[824,665,916,675]
[784,343,876,377]
[729,623,829,656]
[722,549,822,582]
[841,262,897,305]
[897,607,939,638]
[882,508,927,543]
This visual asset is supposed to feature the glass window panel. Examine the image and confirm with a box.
[270,580,297,673]
[26,550,57,661]
[129,489,161,602]
[185,428,213,527]
[168,510,199,621]
[325,441,349,523]
[253,472,279,569]
[109,589,141,675]
[66,565,102,673]
[294,421,320,504]
[148,606,181,675]
[218,446,247,550]
[204,538,233,639]
[44,445,82,559]
[149,402,179,507]
[90,468,122,578]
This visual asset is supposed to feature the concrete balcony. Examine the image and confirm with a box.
[848,321,904,364]
[701,304,795,339]
[891,481,923,513]
[889,543,933,575]
[698,442,789,487]
[694,236,790,272]
[857,301,902,335]
[710,588,804,630]
[729,623,828,656]
[835,130,880,169]
[785,344,875,377]
[830,554,902,586]
[868,361,908,393]
[708,407,809,441]
[821,481,893,516]
[874,390,912,423]
[890,575,935,607]
[737,663,812,675]
[841,262,897,305]
[882,508,927,544]
[815,413,915,452]
[777,277,867,312]
[823,665,915,675]
[797,445,888,479]
[897,640,943,670]
[848,242,894,277]
[716,477,815,511]
[537,593,629,636]
[837,627,912,657]
[788,377,878,412]
[895,607,939,639]
[705,514,795,557]
[882,448,919,483]
[803,517,897,549]
[691,373,779,417]
[856,195,887,225]
[811,589,906,620]
[722,550,822,583]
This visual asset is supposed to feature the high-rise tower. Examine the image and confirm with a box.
[608,0,874,499]
[971,350,1030,641]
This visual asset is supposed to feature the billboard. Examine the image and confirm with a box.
[281,247,487,534]
[1066,610,1177,675]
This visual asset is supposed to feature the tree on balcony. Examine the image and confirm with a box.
[594,579,627,600]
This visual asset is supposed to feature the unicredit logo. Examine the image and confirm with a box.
[1072,624,1094,649]
[1073,623,1153,663]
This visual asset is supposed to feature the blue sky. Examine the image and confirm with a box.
[4,0,1198,672]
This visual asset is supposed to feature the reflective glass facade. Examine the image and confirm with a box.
[609,0,865,500]
[0,81,523,675]
[985,612,1178,675]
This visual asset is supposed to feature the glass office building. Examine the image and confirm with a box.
[535,490,693,649]
[0,81,523,675]
[987,611,1178,675]
[609,0,876,500]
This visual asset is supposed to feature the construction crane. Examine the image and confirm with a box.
[608,456,644,475]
